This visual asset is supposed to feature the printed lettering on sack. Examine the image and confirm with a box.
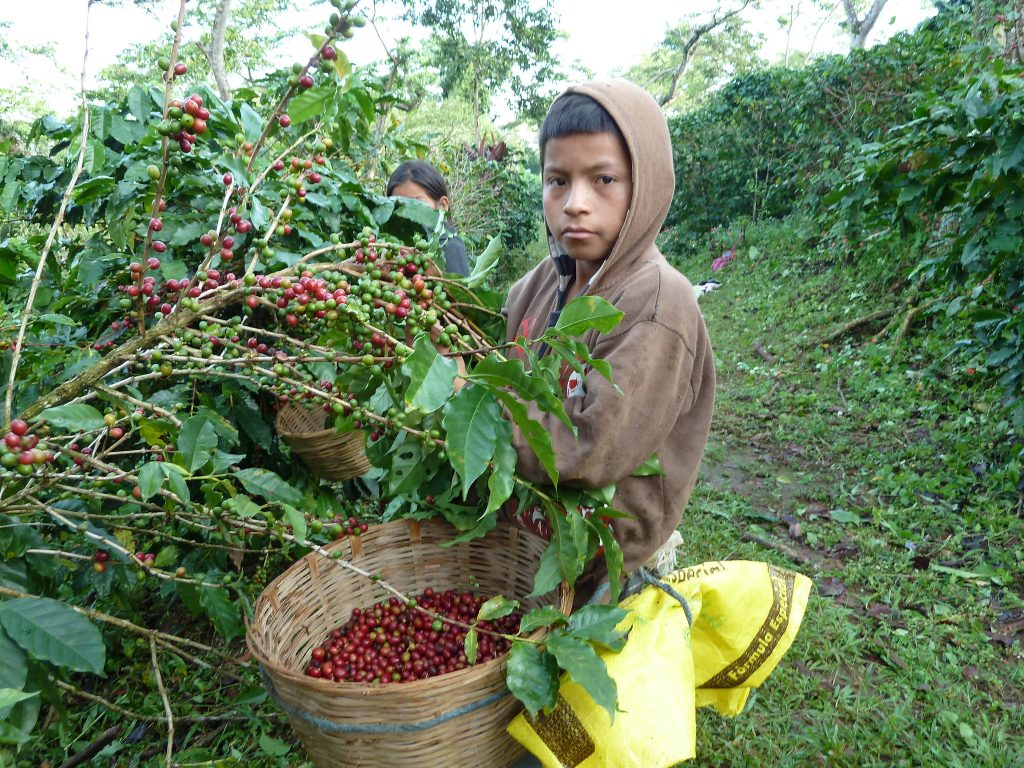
[527,694,596,767]
[698,565,796,689]
[665,562,726,584]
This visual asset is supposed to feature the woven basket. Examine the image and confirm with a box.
[247,519,570,768]
[275,403,371,482]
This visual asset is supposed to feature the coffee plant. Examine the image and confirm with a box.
[0,0,628,761]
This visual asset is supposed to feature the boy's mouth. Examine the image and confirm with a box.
[562,228,595,239]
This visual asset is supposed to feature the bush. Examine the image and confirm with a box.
[665,13,976,241]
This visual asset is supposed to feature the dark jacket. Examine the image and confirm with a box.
[440,227,470,276]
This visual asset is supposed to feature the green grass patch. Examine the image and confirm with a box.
[668,216,1024,767]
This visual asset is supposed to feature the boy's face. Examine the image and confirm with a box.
[542,131,632,269]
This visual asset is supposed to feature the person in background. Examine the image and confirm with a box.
[386,160,470,276]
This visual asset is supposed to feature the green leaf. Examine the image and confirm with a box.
[477,596,520,621]
[465,235,502,288]
[551,296,624,337]
[234,398,272,445]
[468,356,573,433]
[0,598,105,674]
[127,85,148,121]
[828,508,864,525]
[239,102,263,142]
[506,642,559,718]
[289,85,335,124]
[551,509,587,584]
[234,468,303,506]
[494,391,558,486]
[0,721,30,745]
[35,313,77,327]
[527,541,562,598]
[402,335,457,412]
[178,415,218,474]
[392,199,445,234]
[545,632,618,720]
[199,586,242,641]
[0,689,37,709]
[519,606,568,635]
[567,605,628,651]
[442,386,502,498]
[484,420,517,516]
[258,731,292,757]
[73,176,115,203]
[232,495,262,519]
[593,520,624,603]
[281,504,308,543]
[0,630,27,720]
[631,453,664,477]
[388,437,434,496]
[38,403,105,433]
[137,460,165,500]
[153,545,179,568]
[0,630,27,693]
[464,627,478,665]
[166,470,190,506]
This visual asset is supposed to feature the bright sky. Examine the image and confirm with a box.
[0,0,934,118]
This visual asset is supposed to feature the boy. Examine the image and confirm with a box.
[504,80,716,602]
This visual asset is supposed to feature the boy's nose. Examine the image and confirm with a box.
[563,184,591,215]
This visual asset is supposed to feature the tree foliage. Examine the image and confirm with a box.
[624,12,765,113]
[401,0,564,137]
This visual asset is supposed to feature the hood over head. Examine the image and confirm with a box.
[542,79,675,295]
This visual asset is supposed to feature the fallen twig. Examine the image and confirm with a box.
[813,308,897,347]
[753,341,776,364]
[58,725,120,768]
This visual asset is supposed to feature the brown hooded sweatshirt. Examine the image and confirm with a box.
[504,80,716,580]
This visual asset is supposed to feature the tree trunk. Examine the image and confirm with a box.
[659,0,752,107]
[841,0,889,49]
[1004,0,1024,64]
[210,0,233,101]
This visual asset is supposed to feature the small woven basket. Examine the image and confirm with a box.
[246,519,570,768]
[275,403,371,481]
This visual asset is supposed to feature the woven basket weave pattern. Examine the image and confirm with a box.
[247,519,569,768]
[275,403,371,481]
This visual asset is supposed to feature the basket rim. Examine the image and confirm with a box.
[275,405,359,441]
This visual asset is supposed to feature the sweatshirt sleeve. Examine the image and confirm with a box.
[511,313,707,488]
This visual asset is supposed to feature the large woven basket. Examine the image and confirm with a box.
[246,519,571,768]
[275,402,371,481]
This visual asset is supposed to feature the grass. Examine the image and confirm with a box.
[667,216,1024,767]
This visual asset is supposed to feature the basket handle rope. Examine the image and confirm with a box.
[261,668,512,734]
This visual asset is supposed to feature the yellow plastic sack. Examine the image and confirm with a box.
[507,561,812,768]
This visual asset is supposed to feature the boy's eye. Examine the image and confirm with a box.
[597,175,616,185]
[546,177,566,187]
